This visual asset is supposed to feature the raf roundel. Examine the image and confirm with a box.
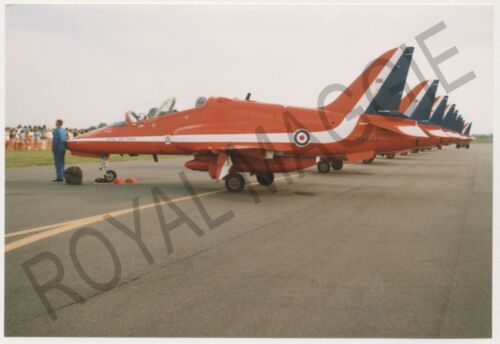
[293,129,311,147]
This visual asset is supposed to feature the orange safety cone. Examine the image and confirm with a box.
[125,177,138,183]
[112,178,126,184]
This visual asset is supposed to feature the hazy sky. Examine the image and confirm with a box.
[6,4,493,134]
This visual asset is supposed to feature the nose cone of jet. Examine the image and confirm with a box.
[66,127,104,153]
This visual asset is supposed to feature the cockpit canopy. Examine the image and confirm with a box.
[108,96,208,128]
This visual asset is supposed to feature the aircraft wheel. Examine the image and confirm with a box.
[104,170,117,182]
[412,149,419,154]
[317,160,331,173]
[224,173,245,193]
[437,145,442,150]
[362,157,375,164]
[256,172,274,186]
[466,143,470,149]
[331,160,343,171]
[385,153,396,159]
[456,144,460,149]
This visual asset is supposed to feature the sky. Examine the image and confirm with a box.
[5,4,493,134]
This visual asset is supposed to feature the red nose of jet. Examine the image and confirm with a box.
[66,127,108,157]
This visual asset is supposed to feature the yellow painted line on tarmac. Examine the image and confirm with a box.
[5,177,287,253]
[5,189,223,253]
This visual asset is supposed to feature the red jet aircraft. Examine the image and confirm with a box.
[68,46,437,192]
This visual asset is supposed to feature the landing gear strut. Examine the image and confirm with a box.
[100,156,117,182]
[224,173,245,193]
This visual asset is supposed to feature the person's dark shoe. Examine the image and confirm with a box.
[52,179,63,182]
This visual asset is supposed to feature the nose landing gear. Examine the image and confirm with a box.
[104,170,117,182]
[99,156,117,182]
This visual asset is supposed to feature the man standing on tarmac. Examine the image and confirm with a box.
[52,119,67,182]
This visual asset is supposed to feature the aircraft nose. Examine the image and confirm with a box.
[66,130,97,152]
[66,139,77,151]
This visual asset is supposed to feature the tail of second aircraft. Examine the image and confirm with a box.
[323,46,414,116]
[399,80,428,114]
[400,80,439,121]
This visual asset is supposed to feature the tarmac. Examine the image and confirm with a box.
[4,144,492,337]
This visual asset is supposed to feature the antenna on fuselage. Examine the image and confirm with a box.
[245,92,251,101]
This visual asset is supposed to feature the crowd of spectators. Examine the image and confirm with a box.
[5,125,92,151]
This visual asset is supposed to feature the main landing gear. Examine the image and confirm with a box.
[316,160,343,173]
[331,160,344,171]
[100,156,117,182]
[385,153,396,159]
[362,157,375,164]
[256,172,274,186]
[317,160,331,173]
[224,173,245,193]
[223,172,276,193]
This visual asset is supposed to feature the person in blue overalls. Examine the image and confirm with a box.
[52,119,67,182]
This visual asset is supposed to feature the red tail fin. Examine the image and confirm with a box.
[399,80,428,113]
[323,47,407,113]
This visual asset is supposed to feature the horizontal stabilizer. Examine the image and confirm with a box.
[426,129,450,138]
[366,116,428,137]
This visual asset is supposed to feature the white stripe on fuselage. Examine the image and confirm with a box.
[71,48,405,146]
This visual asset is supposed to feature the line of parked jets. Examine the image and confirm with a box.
[67,45,474,192]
